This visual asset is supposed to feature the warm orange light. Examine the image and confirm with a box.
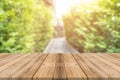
[55,0,98,19]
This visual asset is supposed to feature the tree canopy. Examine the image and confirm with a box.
[0,0,54,53]
[63,0,120,53]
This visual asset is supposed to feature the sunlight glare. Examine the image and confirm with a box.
[55,0,98,19]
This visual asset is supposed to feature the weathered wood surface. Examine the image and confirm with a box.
[43,37,79,53]
[0,53,120,80]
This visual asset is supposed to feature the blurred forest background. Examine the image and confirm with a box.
[0,0,54,53]
[63,0,120,53]
[0,0,120,53]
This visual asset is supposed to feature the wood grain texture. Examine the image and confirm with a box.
[0,54,29,73]
[73,54,103,79]
[84,54,120,78]
[0,53,119,80]
[64,54,87,80]
[90,54,120,73]
[33,54,57,80]
[53,54,67,80]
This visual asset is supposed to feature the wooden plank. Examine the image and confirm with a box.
[12,54,48,79]
[109,53,120,59]
[73,54,107,80]
[64,54,87,80]
[0,54,36,78]
[33,54,57,80]
[0,54,22,66]
[96,54,120,66]
[0,53,119,80]
[84,54,120,78]
[0,54,30,72]
[90,54,120,73]
[53,54,67,80]
[0,54,11,59]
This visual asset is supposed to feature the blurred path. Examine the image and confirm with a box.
[43,37,79,53]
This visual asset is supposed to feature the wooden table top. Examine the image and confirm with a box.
[0,53,120,80]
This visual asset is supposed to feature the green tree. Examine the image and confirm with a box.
[63,0,120,53]
[0,0,54,53]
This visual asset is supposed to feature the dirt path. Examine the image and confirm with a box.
[43,37,79,53]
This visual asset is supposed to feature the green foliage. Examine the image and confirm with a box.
[63,0,120,53]
[0,0,54,53]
